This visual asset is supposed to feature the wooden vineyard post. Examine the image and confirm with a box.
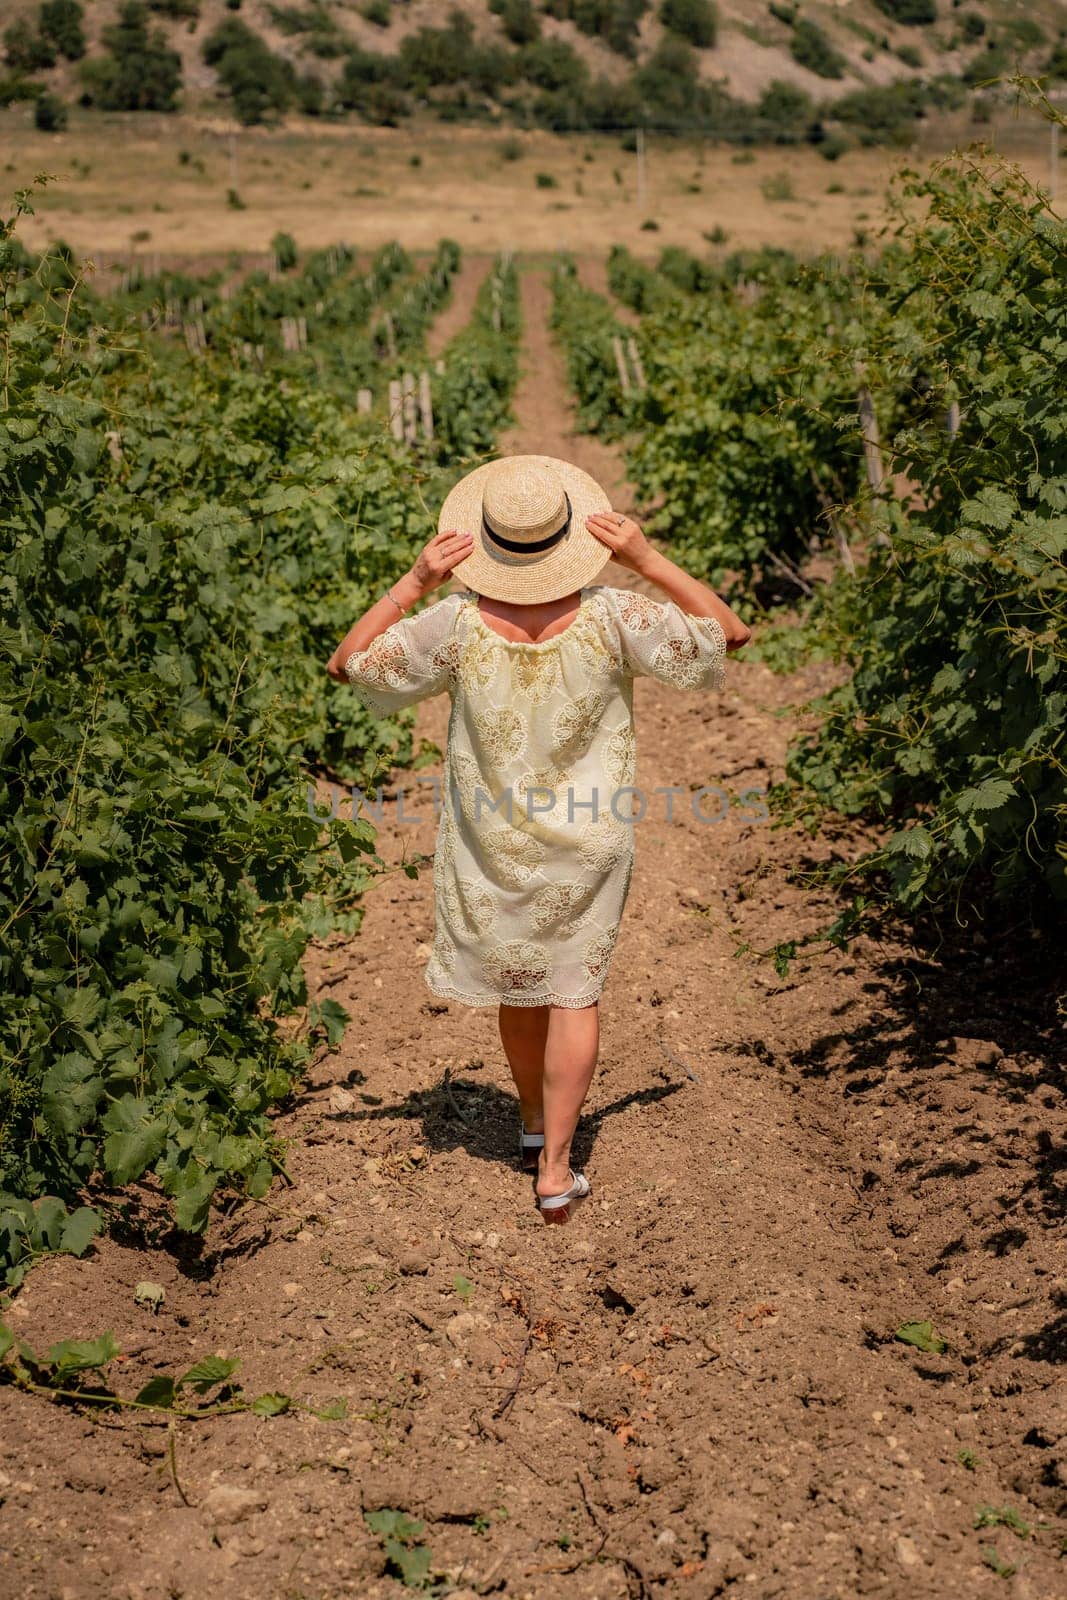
[627,337,646,391]
[388,379,404,442]
[434,358,445,376]
[383,312,398,361]
[401,371,418,445]
[946,400,960,437]
[856,367,890,548]
[357,388,373,415]
[612,335,631,394]
[857,382,884,495]
[810,471,855,578]
[418,370,434,441]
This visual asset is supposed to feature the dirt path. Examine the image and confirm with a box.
[427,255,493,359]
[1,269,1062,1600]
[575,256,641,328]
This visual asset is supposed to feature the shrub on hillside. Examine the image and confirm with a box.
[397,12,516,97]
[872,0,936,23]
[828,79,927,143]
[489,0,541,45]
[202,18,298,124]
[336,47,410,122]
[148,0,201,15]
[34,89,67,129]
[518,37,588,93]
[790,18,846,79]
[39,0,85,60]
[0,75,43,105]
[757,77,813,136]
[3,19,57,73]
[541,0,648,59]
[660,0,717,50]
[80,2,182,112]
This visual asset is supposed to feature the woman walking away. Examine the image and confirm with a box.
[327,456,751,1222]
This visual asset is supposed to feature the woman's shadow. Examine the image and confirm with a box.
[319,1059,686,1173]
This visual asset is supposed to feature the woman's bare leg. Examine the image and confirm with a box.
[537,1003,599,1197]
[499,1003,550,1132]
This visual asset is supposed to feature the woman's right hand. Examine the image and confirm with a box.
[585,510,657,576]
[407,528,475,599]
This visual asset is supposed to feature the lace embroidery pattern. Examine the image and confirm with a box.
[603,724,637,785]
[441,875,499,933]
[345,635,412,695]
[616,592,662,634]
[473,706,527,770]
[448,750,485,817]
[482,939,551,993]
[483,827,546,886]
[651,630,727,690]
[458,627,499,694]
[578,816,632,871]
[531,881,596,933]
[431,635,461,681]
[515,762,572,804]
[551,691,608,762]
[512,649,562,704]
[583,929,617,982]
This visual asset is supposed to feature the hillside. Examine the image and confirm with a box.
[3,0,1065,135]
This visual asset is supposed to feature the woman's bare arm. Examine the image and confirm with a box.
[325,528,474,682]
[586,512,752,650]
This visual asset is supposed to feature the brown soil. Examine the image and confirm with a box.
[1,270,1063,1600]
[427,257,493,359]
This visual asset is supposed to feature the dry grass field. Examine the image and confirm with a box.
[3,104,1055,262]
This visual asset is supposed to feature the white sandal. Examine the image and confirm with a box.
[537,1170,591,1224]
[519,1122,544,1171]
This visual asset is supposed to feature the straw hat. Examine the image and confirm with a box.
[438,455,615,604]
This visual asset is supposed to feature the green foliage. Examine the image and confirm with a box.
[0,192,505,1283]
[267,2,335,34]
[519,38,587,93]
[757,78,813,134]
[894,1319,947,1352]
[872,0,936,23]
[607,242,678,312]
[432,254,522,458]
[3,18,56,73]
[80,1,182,112]
[0,1195,102,1288]
[271,230,298,271]
[790,18,845,79]
[786,156,1067,916]
[550,255,639,435]
[660,0,717,50]
[622,251,862,586]
[33,90,67,130]
[0,75,43,107]
[827,80,929,144]
[974,1505,1031,1538]
[365,1509,435,1590]
[0,1317,339,1418]
[490,0,541,45]
[541,0,648,59]
[39,0,86,61]
[202,18,300,124]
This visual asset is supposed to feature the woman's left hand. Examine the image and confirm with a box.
[585,511,657,576]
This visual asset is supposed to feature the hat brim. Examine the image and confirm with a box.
[438,455,614,603]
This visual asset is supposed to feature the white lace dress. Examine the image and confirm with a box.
[344,585,728,1008]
